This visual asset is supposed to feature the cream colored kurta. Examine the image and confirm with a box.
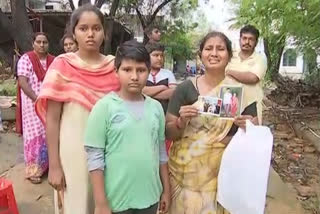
[54,102,94,214]
[226,51,267,124]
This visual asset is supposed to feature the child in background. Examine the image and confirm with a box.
[143,43,177,153]
[85,40,170,214]
[143,42,176,113]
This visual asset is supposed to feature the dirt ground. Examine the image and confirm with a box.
[0,125,313,214]
[263,102,320,213]
[0,87,319,213]
[0,133,54,214]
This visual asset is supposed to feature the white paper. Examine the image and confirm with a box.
[217,120,273,214]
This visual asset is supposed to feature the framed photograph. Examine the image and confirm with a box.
[197,96,222,116]
[219,85,243,119]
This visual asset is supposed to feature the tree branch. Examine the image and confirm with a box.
[68,0,75,10]
[110,0,120,17]
[78,0,90,7]
[95,0,106,8]
[147,0,172,26]
[135,7,146,29]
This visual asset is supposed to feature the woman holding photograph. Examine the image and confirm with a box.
[165,31,258,213]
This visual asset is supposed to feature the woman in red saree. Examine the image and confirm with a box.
[35,5,120,214]
[17,32,54,184]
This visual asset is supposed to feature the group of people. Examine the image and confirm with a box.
[15,3,267,214]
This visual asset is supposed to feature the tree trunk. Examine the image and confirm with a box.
[264,35,285,81]
[175,57,186,74]
[109,0,120,17]
[271,37,285,81]
[103,19,114,55]
[10,0,33,53]
[0,1,33,53]
[78,0,91,7]
[103,0,120,54]
[304,49,317,73]
[95,0,106,8]
[263,38,271,70]
[0,43,14,65]
[0,9,14,38]
[143,34,149,45]
[68,0,75,10]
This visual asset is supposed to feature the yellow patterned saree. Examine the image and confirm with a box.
[168,77,255,214]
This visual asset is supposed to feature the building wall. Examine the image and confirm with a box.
[277,39,304,79]
[27,0,46,9]
[0,0,10,12]
[279,53,304,79]
[1,0,69,11]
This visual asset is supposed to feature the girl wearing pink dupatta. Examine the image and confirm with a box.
[35,5,119,214]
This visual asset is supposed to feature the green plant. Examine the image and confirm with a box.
[304,68,320,89]
[0,80,17,96]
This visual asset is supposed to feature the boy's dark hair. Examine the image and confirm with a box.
[145,25,160,36]
[115,40,150,70]
[145,42,165,54]
[240,25,260,40]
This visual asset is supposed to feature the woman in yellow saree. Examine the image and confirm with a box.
[165,32,258,214]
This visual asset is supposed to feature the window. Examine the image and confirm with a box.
[27,0,46,9]
[283,49,297,66]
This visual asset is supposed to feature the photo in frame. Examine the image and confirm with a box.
[197,96,223,116]
[219,85,243,119]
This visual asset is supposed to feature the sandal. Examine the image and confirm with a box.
[28,176,42,184]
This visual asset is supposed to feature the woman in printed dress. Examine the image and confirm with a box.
[165,31,259,214]
[17,32,55,184]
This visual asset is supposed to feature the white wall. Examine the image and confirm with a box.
[279,53,303,73]
[0,0,11,12]
[279,50,304,79]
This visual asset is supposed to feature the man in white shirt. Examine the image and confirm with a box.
[226,25,267,123]
[223,88,232,117]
